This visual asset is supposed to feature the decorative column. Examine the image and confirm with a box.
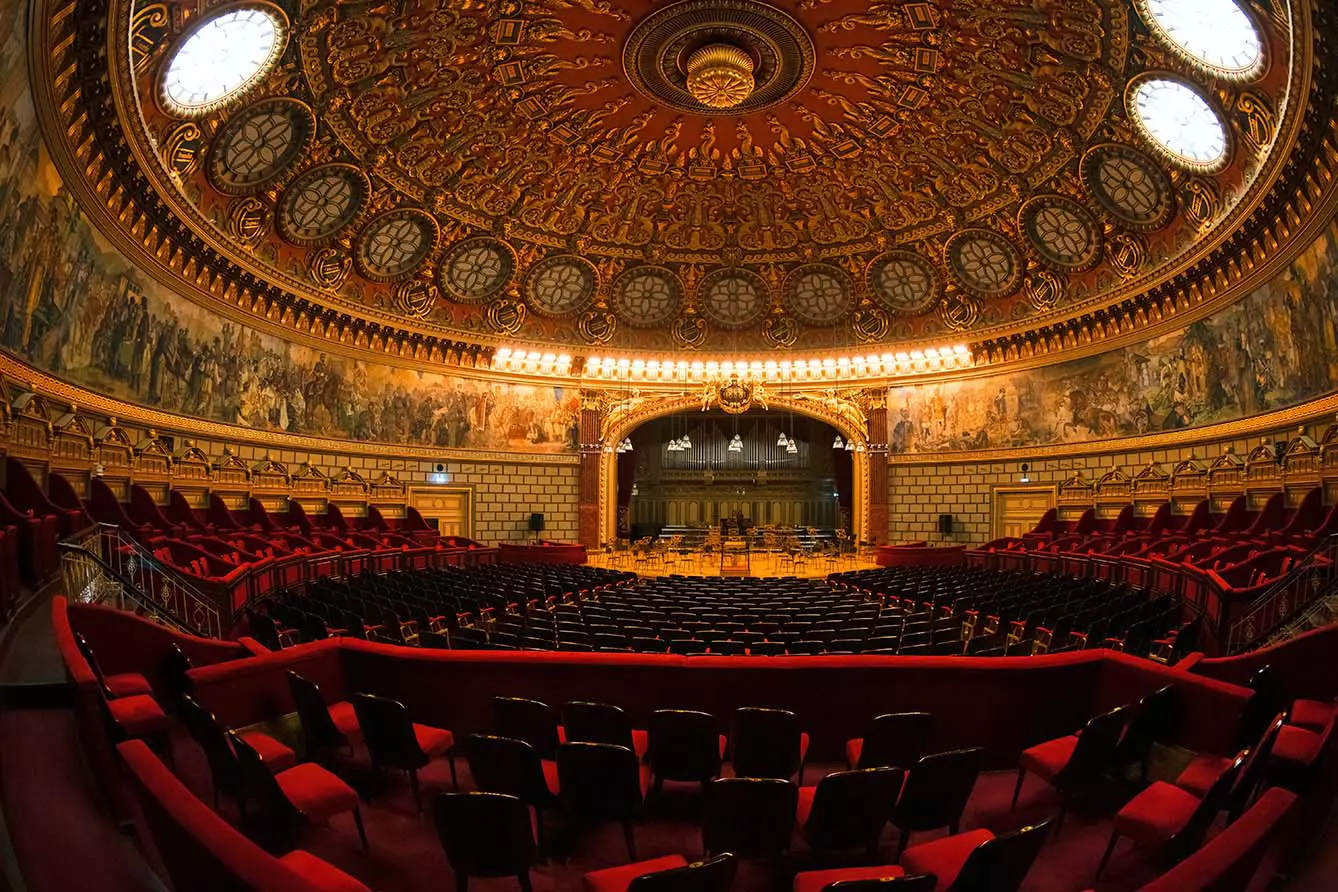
[577,391,603,548]
[863,388,890,544]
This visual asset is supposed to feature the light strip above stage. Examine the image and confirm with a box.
[490,345,973,381]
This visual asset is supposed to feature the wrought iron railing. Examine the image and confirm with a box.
[1226,533,1338,654]
[58,524,222,638]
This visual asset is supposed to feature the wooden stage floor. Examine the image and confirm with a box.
[584,550,879,578]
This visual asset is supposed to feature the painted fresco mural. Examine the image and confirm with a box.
[0,0,577,451]
[0,0,1334,455]
[890,220,1338,453]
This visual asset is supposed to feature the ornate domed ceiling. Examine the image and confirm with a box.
[33,0,1330,368]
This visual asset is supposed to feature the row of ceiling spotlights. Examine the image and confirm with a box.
[490,346,972,378]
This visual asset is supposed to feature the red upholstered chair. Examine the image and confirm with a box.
[1097,750,1247,877]
[845,712,935,770]
[494,696,563,761]
[564,700,649,760]
[557,741,648,861]
[889,748,984,858]
[1235,666,1288,751]
[1011,704,1131,826]
[793,868,935,892]
[1174,714,1284,817]
[649,710,726,794]
[178,694,296,811]
[796,767,905,857]
[702,777,798,859]
[466,734,558,848]
[1113,685,1179,783]
[350,692,457,813]
[287,671,361,762]
[74,632,153,699]
[584,853,737,892]
[1270,710,1335,791]
[898,819,1050,892]
[229,731,368,852]
[100,688,173,763]
[730,707,810,780]
[1288,696,1337,733]
[434,792,537,892]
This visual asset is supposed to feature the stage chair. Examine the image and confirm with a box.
[350,693,457,813]
[178,695,295,811]
[1097,750,1246,877]
[1010,704,1131,825]
[702,777,798,859]
[287,671,361,762]
[557,742,648,861]
[889,748,985,858]
[584,853,737,892]
[648,710,726,794]
[563,701,649,759]
[229,731,367,852]
[494,696,563,760]
[796,767,904,857]
[845,712,935,770]
[730,707,809,780]
[899,819,1051,892]
[434,792,537,892]
[74,632,153,699]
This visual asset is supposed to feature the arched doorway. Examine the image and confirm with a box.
[597,394,868,546]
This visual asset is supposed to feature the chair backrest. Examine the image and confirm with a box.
[466,734,553,805]
[226,731,300,850]
[857,713,936,769]
[351,692,427,771]
[650,710,722,782]
[177,695,242,798]
[163,644,194,704]
[1227,714,1286,820]
[73,632,110,692]
[946,818,1051,892]
[731,707,804,779]
[823,876,936,892]
[556,742,643,821]
[702,777,798,857]
[1054,704,1131,789]
[1116,685,1178,769]
[803,768,905,852]
[493,696,561,760]
[893,748,985,833]
[286,671,346,754]
[1170,750,1249,859]
[628,854,739,892]
[433,792,536,878]
[1238,666,1286,748]
[563,701,635,750]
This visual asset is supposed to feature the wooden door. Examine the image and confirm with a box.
[412,487,474,538]
[992,486,1055,540]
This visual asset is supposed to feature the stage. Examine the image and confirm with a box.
[586,547,879,578]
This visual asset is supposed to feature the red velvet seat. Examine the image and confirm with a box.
[1011,705,1129,823]
[793,866,907,892]
[351,693,458,813]
[584,854,689,892]
[277,849,371,892]
[1289,698,1336,732]
[108,694,170,738]
[898,829,994,891]
[242,732,298,773]
[276,763,362,824]
[1273,721,1329,766]
[1173,754,1235,798]
[104,672,154,699]
[230,731,368,850]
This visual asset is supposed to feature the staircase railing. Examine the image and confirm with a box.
[58,524,221,638]
[1226,533,1338,654]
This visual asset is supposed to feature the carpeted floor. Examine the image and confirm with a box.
[163,725,1173,892]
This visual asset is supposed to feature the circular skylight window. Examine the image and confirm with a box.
[1129,78,1228,171]
[1139,0,1263,80]
[160,5,288,117]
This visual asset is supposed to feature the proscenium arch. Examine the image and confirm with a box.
[598,393,870,547]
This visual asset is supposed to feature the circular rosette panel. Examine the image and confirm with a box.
[698,267,769,331]
[612,266,684,328]
[524,255,599,318]
[206,97,314,195]
[1019,195,1103,272]
[1082,143,1175,230]
[866,251,941,315]
[277,163,369,246]
[353,209,438,282]
[945,230,1023,299]
[438,237,515,303]
[783,264,853,328]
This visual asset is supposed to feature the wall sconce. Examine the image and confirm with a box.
[1019,462,1031,484]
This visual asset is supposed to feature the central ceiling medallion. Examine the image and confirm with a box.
[685,44,755,108]
[623,0,814,116]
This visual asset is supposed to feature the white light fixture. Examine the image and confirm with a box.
[681,433,692,449]
[844,438,855,452]
[621,437,633,452]
[777,431,788,448]
[832,434,845,449]
[786,439,798,455]
[1020,462,1031,484]
[728,434,744,453]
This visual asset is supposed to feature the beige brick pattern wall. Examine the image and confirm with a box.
[888,424,1317,545]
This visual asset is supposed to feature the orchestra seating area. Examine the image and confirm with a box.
[51,594,1338,892]
[251,565,1189,661]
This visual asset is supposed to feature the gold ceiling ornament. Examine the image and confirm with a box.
[701,373,770,415]
[685,44,755,108]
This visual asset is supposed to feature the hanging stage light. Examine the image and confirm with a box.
[786,438,798,455]
[844,437,855,451]
[777,431,788,448]
[728,433,744,452]
[621,437,633,452]
[681,432,692,449]
[832,434,844,449]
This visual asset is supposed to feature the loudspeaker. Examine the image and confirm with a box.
[938,513,954,535]
[528,513,546,533]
